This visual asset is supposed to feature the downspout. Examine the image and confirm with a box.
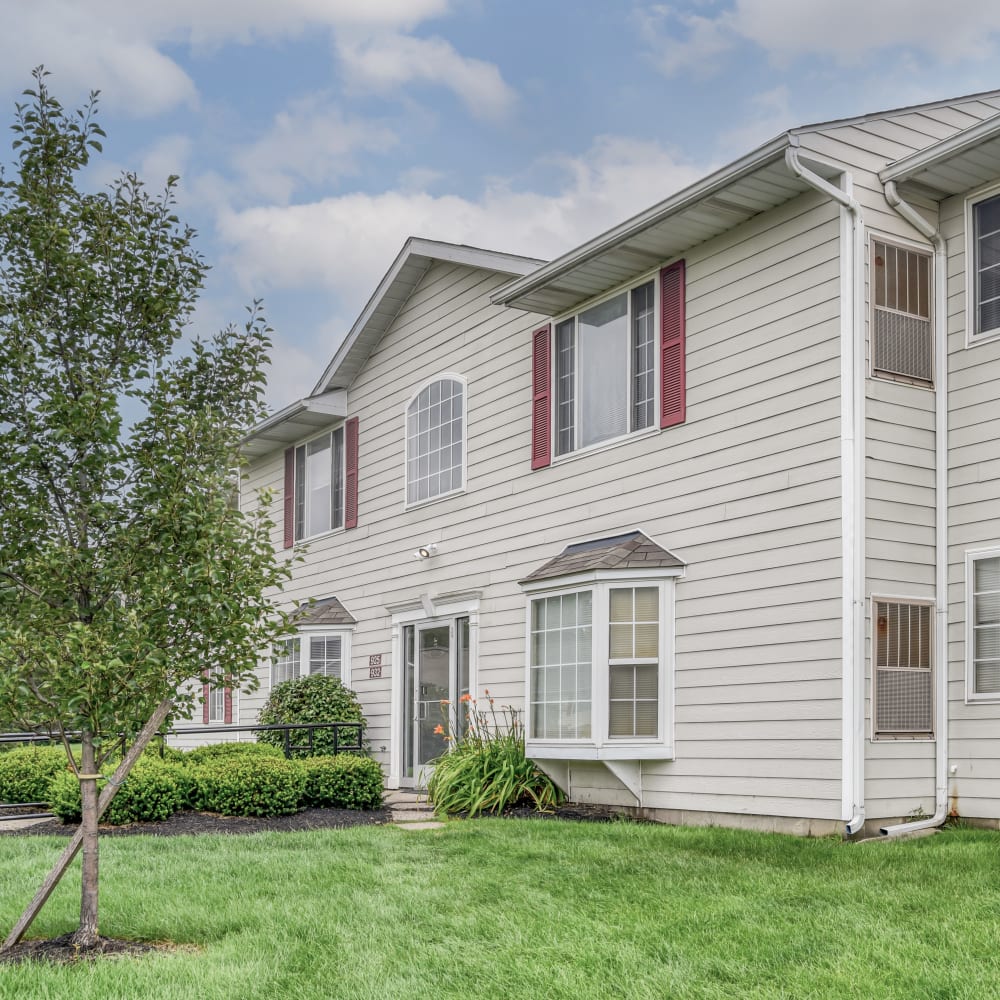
[879,180,949,837]
[785,143,867,836]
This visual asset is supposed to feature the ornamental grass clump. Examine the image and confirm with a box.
[426,692,563,818]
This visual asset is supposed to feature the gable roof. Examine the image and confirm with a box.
[520,531,685,586]
[312,238,544,395]
[494,89,1000,318]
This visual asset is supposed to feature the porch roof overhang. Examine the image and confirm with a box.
[240,390,347,460]
[492,135,842,317]
[879,112,1000,199]
[312,238,544,395]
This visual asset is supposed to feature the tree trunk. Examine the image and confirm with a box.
[2,697,175,951]
[73,733,100,948]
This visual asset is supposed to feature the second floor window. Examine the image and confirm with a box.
[555,280,655,455]
[294,427,344,540]
[406,377,465,505]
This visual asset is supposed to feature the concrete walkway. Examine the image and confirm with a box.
[383,789,445,830]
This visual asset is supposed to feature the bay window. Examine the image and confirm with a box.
[272,631,350,687]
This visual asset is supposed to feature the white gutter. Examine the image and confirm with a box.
[785,143,867,836]
[879,181,950,838]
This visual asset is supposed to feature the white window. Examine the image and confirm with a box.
[872,598,934,739]
[554,280,656,455]
[271,632,350,687]
[871,238,933,385]
[967,549,1000,700]
[523,577,676,759]
[406,376,465,505]
[294,427,344,540]
[207,683,226,724]
[970,191,1000,341]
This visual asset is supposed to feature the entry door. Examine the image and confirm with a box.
[402,618,470,785]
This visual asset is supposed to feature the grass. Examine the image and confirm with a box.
[0,821,998,998]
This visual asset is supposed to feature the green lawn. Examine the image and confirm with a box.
[0,821,998,999]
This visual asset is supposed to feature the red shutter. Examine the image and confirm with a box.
[344,417,359,529]
[530,324,552,470]
[660,260,687,429]
[223,684,233,725]
[283,447,295,548]
[202,678,210,725]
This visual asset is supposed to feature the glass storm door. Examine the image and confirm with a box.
[402,618,470,785]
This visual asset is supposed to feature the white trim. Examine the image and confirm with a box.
[964,182,1000,347]
[402,372,468,510]
[521,578,677,763]
[548,270,663,460]
[521,565,684,594]
[965,546,1000,703]
[291,423,347,543]
[269,629,354,688]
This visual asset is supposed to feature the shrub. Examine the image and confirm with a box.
[299,755,383,810]
[195,756,305,817]
[0,746,68,805]
[427,696,563,818]
[257,675,367,757]
[183,742,283,765]
[47,760,182,825]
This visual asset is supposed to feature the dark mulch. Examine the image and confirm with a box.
[1,806,391,837]
[0,932,180,966]
[505,801,639,823]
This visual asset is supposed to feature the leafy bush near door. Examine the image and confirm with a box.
[0,746,69,805]
[257,675,367,757]
[426,695,563,818]
[299,754,383,809]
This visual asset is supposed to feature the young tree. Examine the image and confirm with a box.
[0,70,292,949]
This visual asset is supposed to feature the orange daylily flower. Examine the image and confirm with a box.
[460,693,472,702]
[433,724,444,735]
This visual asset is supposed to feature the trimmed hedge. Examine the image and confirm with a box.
[194,756,306,817]
[48,760,183,825]
[257,675,366,757]
[300,754,383,810]
[183,742,283,765]
[0,746,68,805]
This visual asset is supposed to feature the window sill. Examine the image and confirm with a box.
[294,524,345,545]
[403,487,466,513]
[526,740,673,762]
[551,425,660,467]
[967,328,1000,347]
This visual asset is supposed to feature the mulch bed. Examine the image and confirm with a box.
[0,806,391,837]
[0,933,181,966]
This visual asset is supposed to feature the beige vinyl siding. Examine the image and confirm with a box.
[241,187,846,823]
[939,185,1000,821]
[795,102,1000,821]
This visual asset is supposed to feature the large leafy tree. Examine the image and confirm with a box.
[0,70,292,949]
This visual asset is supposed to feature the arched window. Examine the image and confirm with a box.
[406,376,465,505]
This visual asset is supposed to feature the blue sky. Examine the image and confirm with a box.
[2,0,999,410]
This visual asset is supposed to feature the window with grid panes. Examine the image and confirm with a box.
[528,582,668,746]
[969,552,1000,698]
[406,377,464,505]
[554,280,656,456]
[972,192,1000,339]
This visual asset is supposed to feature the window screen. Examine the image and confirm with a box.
[873,600,933,737]
[872,240,932,385]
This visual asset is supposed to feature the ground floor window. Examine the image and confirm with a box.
[271,631,351,687]
[968,549,1000,700]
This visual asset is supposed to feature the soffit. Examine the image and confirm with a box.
[493,137,842,317]
[879,113,1000,198]
[240,390,347,460]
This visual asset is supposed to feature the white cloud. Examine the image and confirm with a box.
[216,136,708,304]
[640,1,1000,74]
[235,95,397,203]
[0,0,453,115]
[717,85,793,155]
[335,33,516,120]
